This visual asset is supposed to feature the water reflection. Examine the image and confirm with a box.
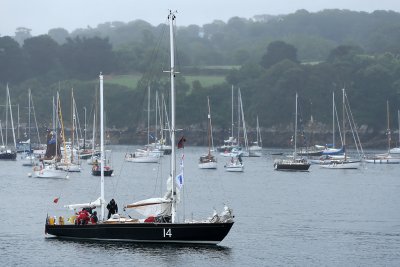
[46,237,232,259]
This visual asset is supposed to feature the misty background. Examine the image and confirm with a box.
[1,2,400,147]
[2,0,400,36]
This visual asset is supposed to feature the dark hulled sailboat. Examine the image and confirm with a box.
[0,85,17,160]
[45,12,234,245]
[274,93,311,171]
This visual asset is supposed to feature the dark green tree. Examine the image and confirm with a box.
[60,36,115,79]
[23,35,60,78]
[0,36,27,82]
[260,41,299,69]
[48,28,70,44]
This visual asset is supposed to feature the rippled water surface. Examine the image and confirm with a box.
[1,146,400,266]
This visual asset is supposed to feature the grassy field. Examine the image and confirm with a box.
[183,75,226,87]
[104,74,141,89]
[104,73,226,90]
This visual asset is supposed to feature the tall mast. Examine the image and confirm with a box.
[168,11,177,223]
[231,85,234,139]
[71,89,75,163]
[99,74,105,221]
[92,113,96,152]
[17,104,20,140]
[155,90,158,143]
[55,93,59,160]
[342,88,346,161]
[57,93,67,161]
[332,91,335,148]
[256,115,262,147]
[52,96,55,132]
[28,89,31,154]
[5,84,8,147]
[147,85,150,145]
[7,86,17,150]
[294,92,298,160]
[256,116,259,146]
[207,96,212,155]
[237,88,241,145]
[239,89,248,152]
[398,110,400,147]
[387,100,391,153]
[0,120,3,146]
[209,97,215,151]
[83,107,87,150]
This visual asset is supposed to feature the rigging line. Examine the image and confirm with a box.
[150,17,169,82]
[105,150,118,198]
[114,145,137,199]
[73,98,83,144]
[151,155,163,197]
[158,154,164,197]
[344,92,364,156]
[345,94,364,156]
[296,96,307,148]
[30,93,42,145]
[140,18,169,89]
[334,98,343,147]
[344,97,362,158]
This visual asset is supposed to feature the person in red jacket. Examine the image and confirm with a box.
[76,208,90,225]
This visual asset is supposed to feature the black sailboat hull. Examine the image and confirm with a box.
[45,222,234,245]
[92,170,113,176]
[274,162,311,171]
[0,152,17,160]
[297,151,323,156]
[163,149,172,155]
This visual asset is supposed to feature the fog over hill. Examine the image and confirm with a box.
[2,0,400,36]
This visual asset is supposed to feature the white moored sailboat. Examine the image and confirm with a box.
[0,85,17,160]
[199,97,217,169]
[224,155,244,172]
[33,94,68,179]
[21,89,38,167]
[365,101,400,164]
[320,88,362,169]
[389,110,400,154]
[125,86,161,163]
[249,116,262,153]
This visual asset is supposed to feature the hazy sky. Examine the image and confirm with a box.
[2,0,400,36]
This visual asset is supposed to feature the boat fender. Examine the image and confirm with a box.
[59,216,64,225]
[144,216,155,223]
[210,214,220,223]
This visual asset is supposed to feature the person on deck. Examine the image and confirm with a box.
[90,211,98,224]
[76,208,90,225]
[106,199,118,219]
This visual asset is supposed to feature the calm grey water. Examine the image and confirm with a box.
[1,146,400,266]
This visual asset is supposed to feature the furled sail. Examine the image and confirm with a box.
[64,197,102,211]
[125,198,171,217]
[44,130,61,160]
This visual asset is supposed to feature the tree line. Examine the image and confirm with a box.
[0,9,400,142]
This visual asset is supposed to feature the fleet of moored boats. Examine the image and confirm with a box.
[1,12,400,246]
